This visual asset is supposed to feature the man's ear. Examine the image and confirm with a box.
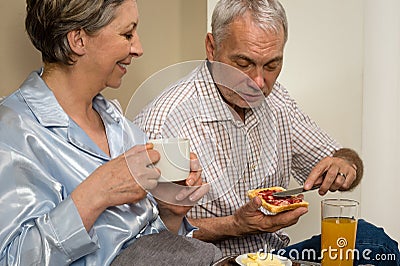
[67,29,86,56]
[205,33,216,61]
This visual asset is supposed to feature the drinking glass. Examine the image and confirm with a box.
[321,198,359,266]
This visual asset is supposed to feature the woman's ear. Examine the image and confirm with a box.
[205,33,216,61]
[67,29,86,56]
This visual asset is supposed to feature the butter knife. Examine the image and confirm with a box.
[273,185,321,198]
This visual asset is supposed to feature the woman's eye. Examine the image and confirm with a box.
[125,34,133,40]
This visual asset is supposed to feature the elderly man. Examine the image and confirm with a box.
[134,0,399,264]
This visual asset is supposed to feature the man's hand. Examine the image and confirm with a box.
[304,148,363,195]
[232,196,308,236]
[191,196,308,242]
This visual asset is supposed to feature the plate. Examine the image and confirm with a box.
[235,253,292,266]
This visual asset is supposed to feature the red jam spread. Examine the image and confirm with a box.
[258,189,303,206]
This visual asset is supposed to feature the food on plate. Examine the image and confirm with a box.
[247,186,309,213]
[241,253,284,266]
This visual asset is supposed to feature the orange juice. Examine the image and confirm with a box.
[321,217,357,266]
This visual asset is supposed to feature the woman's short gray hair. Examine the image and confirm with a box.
[211,0,288,47]
[25,0,127,65]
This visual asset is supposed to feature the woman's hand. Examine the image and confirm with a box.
[71,143,161,231]
[152,153,210,233]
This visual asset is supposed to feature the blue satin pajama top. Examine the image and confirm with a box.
[0,70,193,265]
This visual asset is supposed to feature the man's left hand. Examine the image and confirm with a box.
[304,148,362,195]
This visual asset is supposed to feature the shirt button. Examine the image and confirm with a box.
[251,163,257,170]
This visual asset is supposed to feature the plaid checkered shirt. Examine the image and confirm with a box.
[133,61,340,256]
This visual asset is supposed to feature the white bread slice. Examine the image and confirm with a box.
[248,186,309,213]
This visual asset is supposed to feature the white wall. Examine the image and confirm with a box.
[278,0,364,244]
[362,0,400,243]
[207,0,364,244]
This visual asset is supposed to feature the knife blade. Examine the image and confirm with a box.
[273,184,321,198]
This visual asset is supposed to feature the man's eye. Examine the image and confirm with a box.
[236,61,250,68]
[265,61,281,71]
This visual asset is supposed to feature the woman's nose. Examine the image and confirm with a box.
[130,34,143,58]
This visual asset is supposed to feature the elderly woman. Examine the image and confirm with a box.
[0,0,216,265]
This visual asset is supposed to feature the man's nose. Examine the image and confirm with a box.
[250,68,265,90]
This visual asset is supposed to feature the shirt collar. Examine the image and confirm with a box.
[18,69,126,159]
[19,69,69,127]
[19,69,122,128]
[193,61,265,128]
[191,61,238,122]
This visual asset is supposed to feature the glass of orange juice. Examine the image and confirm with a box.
[321,199,359,266]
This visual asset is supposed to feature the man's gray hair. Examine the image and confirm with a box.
[211,0,288,47]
